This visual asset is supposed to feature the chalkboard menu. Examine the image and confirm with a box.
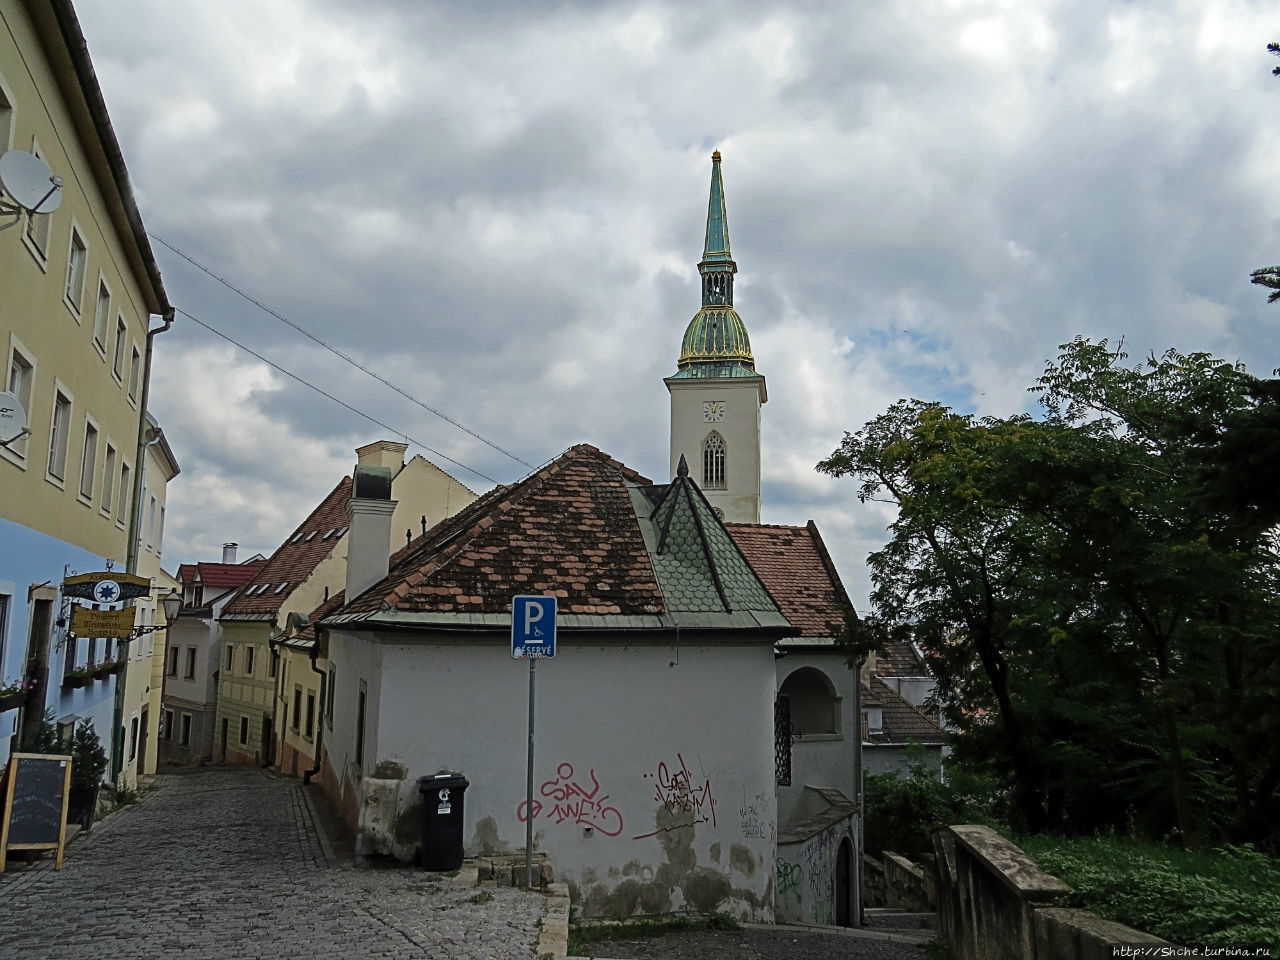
[1,753,72,872]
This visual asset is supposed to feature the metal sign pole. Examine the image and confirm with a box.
[525,653,535,889]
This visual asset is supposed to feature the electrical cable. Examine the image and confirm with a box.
[149,233,534,468]
[174,307,503,485]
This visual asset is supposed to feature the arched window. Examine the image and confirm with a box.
[779,666,841,736]
[703,431,726,489]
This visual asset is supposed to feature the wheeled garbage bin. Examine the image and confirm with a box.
[418,772,469,870]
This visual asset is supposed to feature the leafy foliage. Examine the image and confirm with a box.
[1018,834,1280,950]
[864,750,1004,860]
[68,720,108,793]
[819,339,1280,849]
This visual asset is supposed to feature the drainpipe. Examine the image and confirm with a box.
[113,308,174,785]
[852,652,866,927]
[303,629,325,785]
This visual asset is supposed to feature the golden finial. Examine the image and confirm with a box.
[712,150,721,161]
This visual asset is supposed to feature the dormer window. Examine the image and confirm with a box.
[290,532,305,543]
[274,582,289,594]
[303,531,316,542]
[321,528,337,540]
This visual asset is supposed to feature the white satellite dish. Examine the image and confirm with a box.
[0,390,29,446]
[0,150,63,214]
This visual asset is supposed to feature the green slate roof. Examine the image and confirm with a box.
[635,455,780,618]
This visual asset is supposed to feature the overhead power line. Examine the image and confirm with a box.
[149,233,534,469]
[174,307,503,485]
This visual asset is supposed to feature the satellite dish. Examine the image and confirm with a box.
[0,390,28,444]
[0,150,63,214]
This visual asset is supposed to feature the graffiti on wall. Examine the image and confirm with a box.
[516,762,624,836]
[738,789,770,839]
[777,858,803,898]
[631,753,718,840]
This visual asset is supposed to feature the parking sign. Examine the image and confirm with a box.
[511,595,557,659]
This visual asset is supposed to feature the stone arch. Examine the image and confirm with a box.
[779,666,840,736]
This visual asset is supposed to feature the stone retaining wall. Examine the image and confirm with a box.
[933,825,1168,960]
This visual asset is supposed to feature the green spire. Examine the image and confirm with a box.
[702,150,733,268]
[671,150,758,379]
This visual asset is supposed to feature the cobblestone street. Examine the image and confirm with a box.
[0,768,545,960]
[0,767,935,960]
[576,924,932,960]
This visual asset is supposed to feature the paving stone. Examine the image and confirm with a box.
[0,767,544,960]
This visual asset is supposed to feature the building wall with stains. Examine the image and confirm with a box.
[324,628,778,921]
[776,818,855,926]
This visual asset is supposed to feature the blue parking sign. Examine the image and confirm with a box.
[512,595,557,659]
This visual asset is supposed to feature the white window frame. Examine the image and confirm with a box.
[64,221,88,318]
[100,441,117,516]
[116,457,132,526]
[92,275,111,353]
[0,68,14,153]
[127,344,141,404]
[21,137,52,268]
[46,381,73,486]
[112,315,128,382]
[78,414,99,503]
[3,337,36,465]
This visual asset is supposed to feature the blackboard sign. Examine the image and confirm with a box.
[1,753,72,872]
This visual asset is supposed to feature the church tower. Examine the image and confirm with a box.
[665,151,767,523]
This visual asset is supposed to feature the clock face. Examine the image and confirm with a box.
[703,400,725,422]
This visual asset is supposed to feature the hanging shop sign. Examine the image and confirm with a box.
[62,572,152,604]
[68,606,137,639]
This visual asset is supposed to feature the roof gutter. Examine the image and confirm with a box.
[113,307,174,785]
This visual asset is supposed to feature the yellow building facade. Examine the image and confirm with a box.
[0,0,175,777]
[215,441,477,775]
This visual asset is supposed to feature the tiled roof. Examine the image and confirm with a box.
[190,560,267,589]
[865,675,946,746]
[341,445,662,617]
[875,640,928,678]
[221,477,353,619]
[331,445,788,632]
[725,521,853,638]
[639,458,778,616]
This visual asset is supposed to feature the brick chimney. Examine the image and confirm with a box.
[345,464,398,603]
[222,542,238,564]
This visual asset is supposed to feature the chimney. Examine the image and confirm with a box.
[355,439,409,474]
[222,542,238,564]
[345,465,398,603]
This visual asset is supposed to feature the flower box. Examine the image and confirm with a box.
[0,690,27,711]
[65,674,91,689]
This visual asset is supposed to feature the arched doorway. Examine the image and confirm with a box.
[836,836,853,926]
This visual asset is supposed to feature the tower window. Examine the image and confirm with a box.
[703,431,726,489]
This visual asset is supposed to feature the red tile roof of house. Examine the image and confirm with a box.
[181,560,268,590]
[341,445,664,617]
[875,640,929,677]
[725,521,853,639]
[865,675,946,745]
[221,477,353,619]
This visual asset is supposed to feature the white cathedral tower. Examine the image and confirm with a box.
[665,151,766,523]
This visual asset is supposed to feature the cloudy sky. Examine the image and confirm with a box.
[72,0,1280,608]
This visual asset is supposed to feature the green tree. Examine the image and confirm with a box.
[820,339,1280,847]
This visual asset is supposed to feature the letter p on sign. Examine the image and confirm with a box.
[512,595,557,659]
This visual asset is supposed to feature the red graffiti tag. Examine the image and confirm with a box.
[516,762,624,836]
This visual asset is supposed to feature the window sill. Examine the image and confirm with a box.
[794,733,843,742]
[77,492,94,508]
[63,297,83,323]
[44,472,66,491]
[92,340,107,360]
